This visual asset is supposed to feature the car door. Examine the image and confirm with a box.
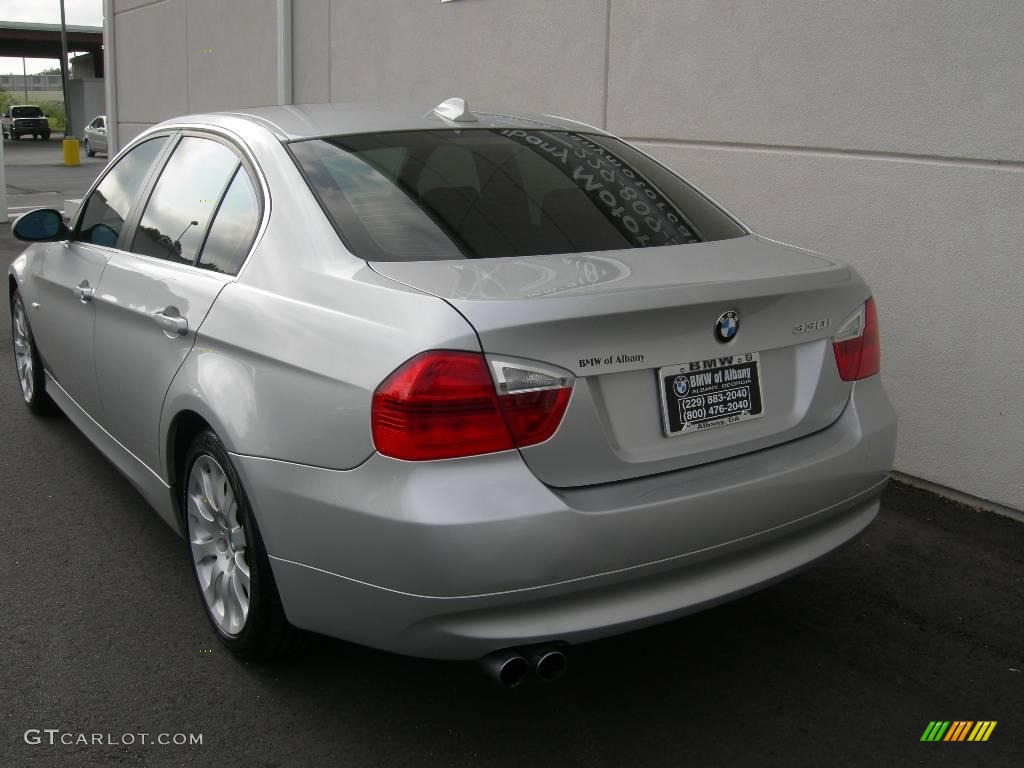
[92,132,263,472]
[28,135,171,418]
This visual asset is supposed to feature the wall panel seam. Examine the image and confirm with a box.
[327,0,332,101]
[602,0,611,129]
[628,138,1024,171]
[182,0,189,111]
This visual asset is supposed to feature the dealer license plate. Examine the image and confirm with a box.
[659,352,765,436]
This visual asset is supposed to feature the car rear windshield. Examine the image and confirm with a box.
[12,106,43,118]
[290,129,745,262]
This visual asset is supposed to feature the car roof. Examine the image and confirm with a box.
[152,100,610,142]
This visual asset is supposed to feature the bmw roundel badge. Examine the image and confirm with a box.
[673,375,689,397]
[715,310,740,343]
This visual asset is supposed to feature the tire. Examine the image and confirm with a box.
[42,132,50,141]
[10,290,54,415]
[182,430,296,660]
[85,139,94,157]
[12,133,19,140]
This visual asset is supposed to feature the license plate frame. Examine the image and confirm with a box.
[658,352,765,437]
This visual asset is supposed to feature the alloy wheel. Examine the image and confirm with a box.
[12,299,34,403]
[186,454,251,635]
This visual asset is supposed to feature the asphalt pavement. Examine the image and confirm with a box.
[0,223,1021,767]
[3,135,107,216]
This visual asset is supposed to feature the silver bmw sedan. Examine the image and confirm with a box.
[7,99,896,685]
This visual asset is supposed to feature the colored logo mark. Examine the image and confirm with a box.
[715,310,739,343]
[920,721,997,742]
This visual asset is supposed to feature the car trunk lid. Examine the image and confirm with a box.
[371,234,869,487]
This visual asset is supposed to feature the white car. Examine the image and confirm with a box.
[82,115,108,157]
[2,105,51,141]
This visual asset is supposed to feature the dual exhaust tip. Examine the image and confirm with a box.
[481,646,568,687]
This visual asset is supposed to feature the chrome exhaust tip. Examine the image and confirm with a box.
[480,651,530,687]
[529,647,568,683]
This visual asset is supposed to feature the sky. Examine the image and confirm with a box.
[0,0,103,75]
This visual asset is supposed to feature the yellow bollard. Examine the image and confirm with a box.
[62,138,80,167]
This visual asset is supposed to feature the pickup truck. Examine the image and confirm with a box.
[2,105,52,141]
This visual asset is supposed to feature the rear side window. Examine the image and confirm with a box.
[290,129,744,262]
[197,167,260,275]
[76,136,168,248]
[131,136,239,266]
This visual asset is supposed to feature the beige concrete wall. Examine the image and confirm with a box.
[293,0,330,104]
[609,0,1024,161]
[325,0,608,125]
[110,0,1024,509]
[112,0,277,143]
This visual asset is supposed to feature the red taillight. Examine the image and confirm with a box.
[371,351,572,461]
[832,297,881,381]
[498,387,572,447]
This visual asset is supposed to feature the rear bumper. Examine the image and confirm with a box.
[232,377,896,659]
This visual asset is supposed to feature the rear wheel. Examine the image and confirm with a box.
[10,291,53,414]
[183,430,295,660]
[84,139,95,157]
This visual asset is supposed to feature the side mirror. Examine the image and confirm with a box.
[12,209,70,242]
[86,223,118,248]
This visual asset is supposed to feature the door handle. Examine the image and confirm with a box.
[153,307,189,336]
[74,280,94,302]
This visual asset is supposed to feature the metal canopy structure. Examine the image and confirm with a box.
[0,21,104,77]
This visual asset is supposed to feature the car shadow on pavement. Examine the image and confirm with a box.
[230,481,1022,766]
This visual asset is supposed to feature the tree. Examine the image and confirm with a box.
[38,66,62,75]
[39,100,66,131]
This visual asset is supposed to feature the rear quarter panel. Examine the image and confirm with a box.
[167,272,480,471]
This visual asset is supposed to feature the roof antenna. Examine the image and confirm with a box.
[432,97,478,123]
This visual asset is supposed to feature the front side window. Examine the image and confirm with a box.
[290,129,744,262]
[76,136,168,248]
[131,136,239,265]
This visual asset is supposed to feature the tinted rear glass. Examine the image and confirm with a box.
[290,130,744,262]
